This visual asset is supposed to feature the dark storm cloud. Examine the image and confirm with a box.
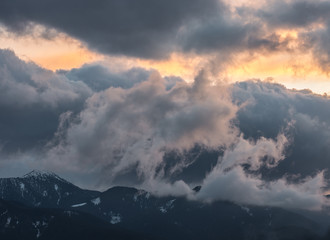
[300,24,330,72]
[180,0,330,69]
[180,17,292,55]
[255,0,330,29]
[0,0,221,59]
[0,0,295,60]
[0,49,91,152]
[0,50,162,153]
[232,80,330,181]
[180,17,251,53]
[238,0,330,72]
[156,81,330,187]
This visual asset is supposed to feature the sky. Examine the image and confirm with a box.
[0,0,330,210]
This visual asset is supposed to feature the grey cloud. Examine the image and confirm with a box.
[197,165,328,210]
[61,65,152,92]
[1,49,330,209]
[155,80,330,195]
[179,14,293,59]
[255,0,330,29]
[180,17,251,54]
[161,146,221,185]
[195,130,328,210]
[0,0,295,60]
[46,70,238,190]
[43,70,330,210]
[1,0,330,71]
[0,0,221,59]
[0,49,168,153]
[238,0,330,72]
[0,49,91,152]
[61,65,183,92]
[182,0,330,73]
[300,24,330,72]
[232,80,330,181]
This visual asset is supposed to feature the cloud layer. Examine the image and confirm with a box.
[0,0,221,59]
[0,49,91,152]
[233,80,330,180]
[0,50,329,210]
[1,0,330,73]
[47,70,238,186]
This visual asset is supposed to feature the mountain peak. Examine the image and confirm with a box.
[22,170,69,184]
[23,170,55,178]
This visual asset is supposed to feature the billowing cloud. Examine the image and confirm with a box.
[232,80,330,180]
[198,165,327,210]
[0,49,163,153]
[0,49,91,152]
[46,70,238,188]
[195,129,328,211]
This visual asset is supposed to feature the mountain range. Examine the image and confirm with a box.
[1,170,329,240]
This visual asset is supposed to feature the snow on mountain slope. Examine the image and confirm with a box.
[0,170,99,208]
[0,171,329,240]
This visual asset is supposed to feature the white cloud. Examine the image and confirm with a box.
[196,135,329,210]
[46,70,238,188]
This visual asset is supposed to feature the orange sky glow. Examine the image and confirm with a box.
[1,26,330,95]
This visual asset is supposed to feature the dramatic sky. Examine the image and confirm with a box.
[0,0,330,210]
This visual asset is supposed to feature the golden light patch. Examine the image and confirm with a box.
[33,49,101,70]
[276,29,298,39]
[224,0,267,9]
[136,53,205,82]
[0,28,103,70]
[225,51,330,95]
